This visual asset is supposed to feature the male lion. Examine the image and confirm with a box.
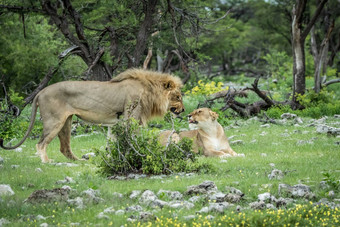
[160,108,240,158]
[0,69,184,163]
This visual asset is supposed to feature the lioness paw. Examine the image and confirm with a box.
[220,154,232,159]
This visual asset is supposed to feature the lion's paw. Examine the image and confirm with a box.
[220,154,232,159]
[237,153,245,157]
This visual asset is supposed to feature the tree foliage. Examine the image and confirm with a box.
[0,0,339,111]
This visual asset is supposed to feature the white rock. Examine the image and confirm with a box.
[129,190,141,199]
[15,147,23,152]
[0,184,15,196]
[188,196,203,203]
[67,197,84,209]
[102,207,115,214]
[82,188,100,198]
[260,131,267,136]
[97,212,109,219]
[125,205,143,212]
[139,190,157,205]
[53,163,79,167]
[61,185,72,190]
[230,140,244,145]
[208,202,231,213]
[36,215,47,220]
[281,113,297,119]
[150,199,168,208]
[268,169,284,180]
[168,201,194,209]
[0,218,10,226]
[258,192,274,202]
[112,192,123,198]
[157,190,183,200]
[115,210,125,215]
[209,192,226,202]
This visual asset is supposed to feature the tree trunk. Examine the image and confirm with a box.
[312,10,334,93]
[291,13,306,106]
[156,49,164,72]
[291,0,328,108]
[131,0,158,67]
[91,63,110,81]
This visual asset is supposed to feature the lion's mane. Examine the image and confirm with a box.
[111,69,183,124]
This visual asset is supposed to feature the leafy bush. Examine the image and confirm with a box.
[0,103,43,141]
[299,103,340,118]
[264,105,293,119]
[0,100,24,140]
[297,89,333,107]
[322,172,340,192]
[94,118,212,176]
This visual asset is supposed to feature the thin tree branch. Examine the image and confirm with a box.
[301,0,328,40]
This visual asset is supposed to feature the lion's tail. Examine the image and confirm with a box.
[0,95,39,150]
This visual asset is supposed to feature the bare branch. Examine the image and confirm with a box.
[323,78,340,87]
[301,0,328,40]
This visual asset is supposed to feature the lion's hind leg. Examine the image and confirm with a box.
[36,115,73,163]
[58,116,79,161]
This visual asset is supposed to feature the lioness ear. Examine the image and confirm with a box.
[210,111,219,121]
[163,81,175,90]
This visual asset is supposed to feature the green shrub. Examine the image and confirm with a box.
[299,103,340,118]
[322,172,340,192]
[265,105,293,119]
[94,118,212,176]
[0,101,23,140]
[0,103,43,141]
[296,89,337,108]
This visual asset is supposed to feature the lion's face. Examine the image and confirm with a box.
[168,90,185,115]
[188,108,218,126]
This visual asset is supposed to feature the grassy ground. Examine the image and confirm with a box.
[0,116,339,226]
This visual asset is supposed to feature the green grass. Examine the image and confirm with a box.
[0,117,339,226]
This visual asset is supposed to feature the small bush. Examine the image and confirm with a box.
[94,118,212,176]
[0,101,24,140]
[322,172,340,192]
[265,105,293,119]
[296,89,337,108]
[0,103,43,140]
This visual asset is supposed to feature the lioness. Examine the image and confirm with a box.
[0,69,184,163]
[160,108,238,157]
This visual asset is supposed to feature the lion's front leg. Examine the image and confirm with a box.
[58,116,79,161]
[204,149,231,157]
[221,148,238,157]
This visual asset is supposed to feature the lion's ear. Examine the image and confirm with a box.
[163,80,175,90]
[209,111,219,121]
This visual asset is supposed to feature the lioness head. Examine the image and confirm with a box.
[168,90,185,115]
[188,108,218,126]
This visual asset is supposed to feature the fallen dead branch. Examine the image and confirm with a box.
[199,78,292,117]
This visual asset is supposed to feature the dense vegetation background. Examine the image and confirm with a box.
[0,1,340,226]
[1,0,339,108]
